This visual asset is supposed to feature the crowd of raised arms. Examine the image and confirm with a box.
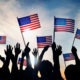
[0,42,80,80]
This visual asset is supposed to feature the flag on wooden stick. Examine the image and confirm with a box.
[63,53,75,61]
[54,17,75,33]
[37,36,52,48]
[0,36,6,44]
[17,14,41,32]
[75,29,80,39]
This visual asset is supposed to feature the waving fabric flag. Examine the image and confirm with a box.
[75,29,80,39]
[18,58,27,66]
[17,14,41,32]
[37,36,52,48]
[54,17,75,33]
[0,36,6,44]
[63,53,75,61]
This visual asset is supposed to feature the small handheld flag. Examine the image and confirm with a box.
[72,29,80,46]
[75,29,80,39]
[17,14,41,32]
[0,36,6,44]
[54,17,75,33]
[37,36,52,48]
[63,53,75,61]
[18,58,27,66]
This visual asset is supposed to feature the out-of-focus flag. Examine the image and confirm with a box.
[17,14,41,32]
[18,58,27,66]
[75,29,80,39]
[37,36,52,48]
[63,53,75,61]
[54,17,75,33]
[0,36,6,44]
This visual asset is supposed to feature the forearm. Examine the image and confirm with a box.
[53,55,63,80]
[53,55,60,69]
[3,57,10,68]
[73,52,80,65]
[52,49,60,69]
[15,54,19,64]
[38,50,45,63]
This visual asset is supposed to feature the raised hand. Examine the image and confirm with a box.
[71,46,80,65]
[43,46,49,52]
[14,43,21,55]
[56,45,62,56]
[22,51,26,58]
[52,42,56,51]
[23,42,31,58]
[71,46,77,58]
[53,45,63,80]
[71,46,77,54]
[4,45,13,57]
[25,42,30,52]
[32,48,38,57]
[38,46,49,63]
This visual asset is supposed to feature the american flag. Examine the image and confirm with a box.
[37,36,52,48]
[63,53,75,61]
[54,17,75,33]
[18,58,27,66]
[0,36,6,44]
[17,14,41,32]
[75,29,80,39]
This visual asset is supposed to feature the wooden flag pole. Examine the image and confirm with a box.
[72,37,75,46]
[72,21,76,46]
[72,29,77,46]
[36,36,39,59]
[17,17,26,46]
[53,16,55,42]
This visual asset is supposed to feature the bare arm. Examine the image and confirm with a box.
[71,46,80,65]
[38,46,49,64]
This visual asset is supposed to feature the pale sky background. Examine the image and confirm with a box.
[0,0,80,79]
